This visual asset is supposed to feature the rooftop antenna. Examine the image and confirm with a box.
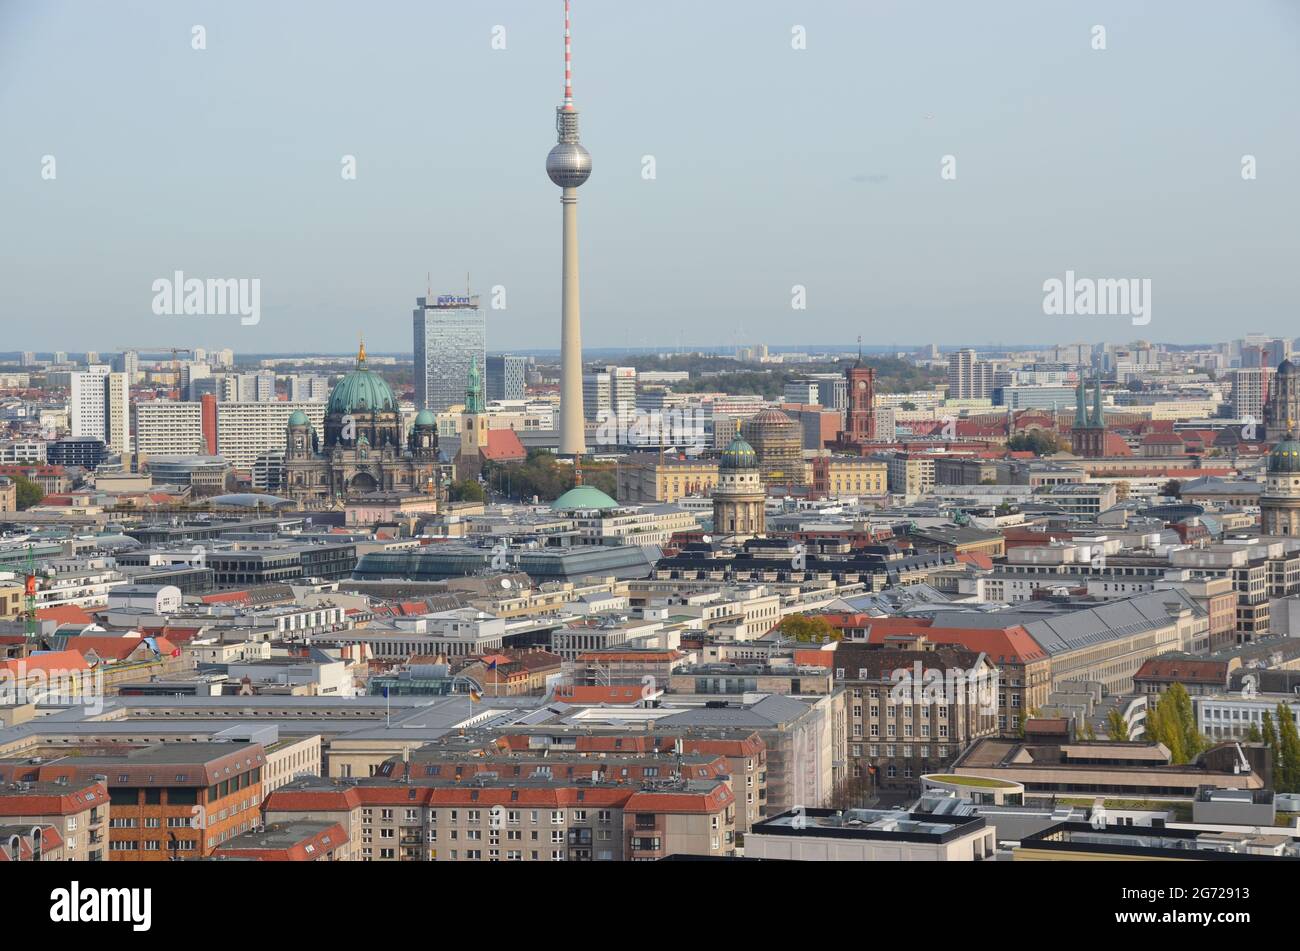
[563,0,574,110]
[426,271,431,300]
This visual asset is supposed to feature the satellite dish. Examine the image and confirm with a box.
[701,534,713,543]
[500,578,512,589]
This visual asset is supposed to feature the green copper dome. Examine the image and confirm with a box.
[1270,437,1300,474]
[414,409,436,426]
[551,485,619,511]
[287,410,310,427]
[327,343,397,415]
[719,436,758,470]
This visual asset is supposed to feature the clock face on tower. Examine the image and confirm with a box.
[857,381,867,390]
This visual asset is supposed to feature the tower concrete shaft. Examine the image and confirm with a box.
[559,186,586,454]
[546,0,591,456]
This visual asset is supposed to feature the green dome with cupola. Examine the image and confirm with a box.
[327,340,397,415]
[719,436,758,471]
[1270,434,1300,474]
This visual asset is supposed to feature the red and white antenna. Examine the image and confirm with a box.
[563,0,574,111]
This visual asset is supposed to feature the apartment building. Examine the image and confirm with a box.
[823,618,1052,736]
[263,773,736,861]
[215,402,326,469]
[133,400,206,458]
[0,743,266,861]
[490,728,768,838]
[882,452,936,498]
[213,820,350,861]
[809,644,998,790]
[0,778,109,862]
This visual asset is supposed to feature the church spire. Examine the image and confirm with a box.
[465,355,484,414]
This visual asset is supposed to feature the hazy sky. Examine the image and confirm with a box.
[2,0,1298,354]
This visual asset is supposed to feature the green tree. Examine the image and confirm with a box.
[1006,430,1066,457]
[1105,708,1130,741]
[1169,682,1207,762]
[584,467,618,500]
[1245,722,1263,743]
[1263,710,1281,779]
[490,450,572,502]
[775,615,840,643]
[1146,683,1208,765]
[1146,693,1184,764]
[13,475,43,510]
[1277,703,1300,794]
[449,479,486,503]
[1161,479,1182,498]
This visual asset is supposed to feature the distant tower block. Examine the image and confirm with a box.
[546,0,593,456]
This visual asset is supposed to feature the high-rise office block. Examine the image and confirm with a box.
[215,402,326,469]
[134,400,206,458]
[69,366,130,455]
[287,374,330,402]
[1233,367,1275,425]
[485,355,527,402]
[947,349,993,400]
[113,349,140,382]
[413,294,486,413]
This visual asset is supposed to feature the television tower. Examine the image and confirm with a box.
[546,0,592,456]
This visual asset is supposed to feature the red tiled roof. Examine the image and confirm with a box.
[0,825,62,860]
[553,685,650,704]
[66,635,180,662]
[955,551,994,571]
[1133,658,1228,684]
[213,822,348,861]
[481,429,526,463]
[0,650,91,677]
[575,650,683,662]
[201,591,251,605]
[1104,434,1134,456]
[35,605,93,625]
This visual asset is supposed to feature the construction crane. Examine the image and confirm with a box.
[23,544,38,644]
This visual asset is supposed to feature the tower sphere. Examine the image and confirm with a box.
[547,142,592,188]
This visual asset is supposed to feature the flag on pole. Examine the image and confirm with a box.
[469,688,482,702]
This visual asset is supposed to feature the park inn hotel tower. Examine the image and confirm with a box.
[546,0,593,456]
[414,293,486,413]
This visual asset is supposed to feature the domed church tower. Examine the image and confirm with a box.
[712,437,766,538]
[1265,359,1300,442]
[1262,431,1300,535]
[281,339,442,505]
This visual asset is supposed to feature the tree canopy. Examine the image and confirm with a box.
[12,475,43,510]
[775,615,840,644]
